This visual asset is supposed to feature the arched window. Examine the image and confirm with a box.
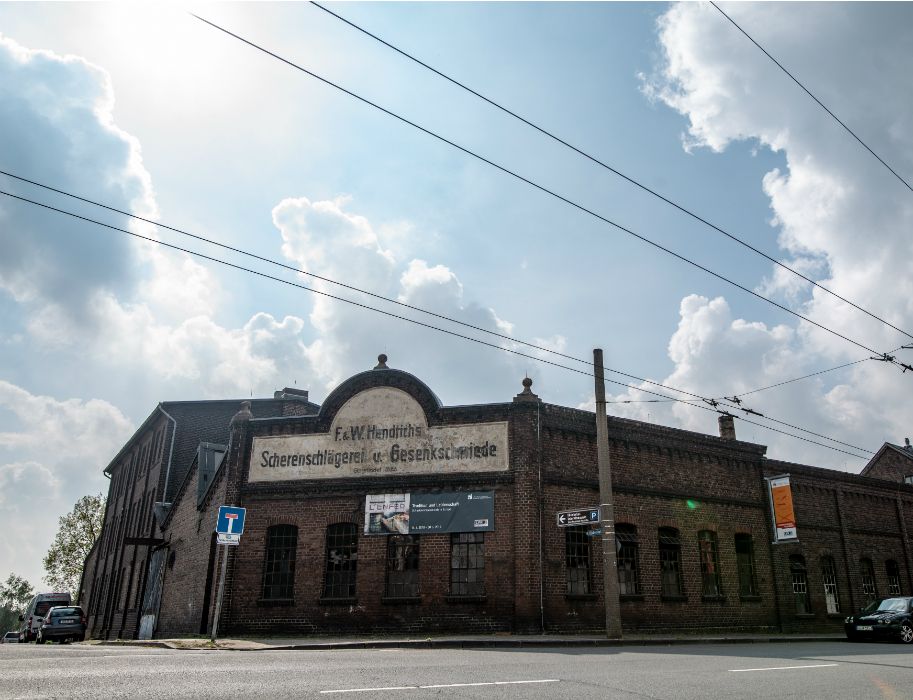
[565,527,592,595]
[735,534,758,597]
[385,535,420,598]
[860,558,877,603]
[790,555,811,614]
[698,531,721,597]
[616,524,640,596]
[659,528,684,597]
[261,524,297,600]
[323,523,358,599]
[886,560,902,596]
[821,556,840,614]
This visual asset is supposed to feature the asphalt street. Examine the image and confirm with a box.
[2,641,911,699]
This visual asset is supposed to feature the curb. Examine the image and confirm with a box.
[95,636,846,652]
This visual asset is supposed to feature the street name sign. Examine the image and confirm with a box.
[556,507,599,527]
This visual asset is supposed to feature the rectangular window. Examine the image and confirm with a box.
[565,528,592,595]
[735,534,758,597]
[616,525,640,596]
[261,525,298,600]
[887,560,902,596]
[323,523,358,599]
[385,535,420,598]
[450,533,485,596]
[698,531,722,597]
[659,528,684,597]
[822,557,840,614]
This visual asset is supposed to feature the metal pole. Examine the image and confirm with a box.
[210,544,229,642]
[594,348,622,639]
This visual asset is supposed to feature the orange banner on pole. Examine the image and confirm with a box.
[767,475,798,541]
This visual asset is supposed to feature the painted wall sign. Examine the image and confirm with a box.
[363,491,495,535]
[766,475,798,541]
[248,387,508,481]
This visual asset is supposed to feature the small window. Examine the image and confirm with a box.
[323,523,358,599]
[698,531,722,597]
[385,535,420,598]
[904,475,913,486]
[659,528,684,597]
[735,534,758,597]
[821,556,840,614]
[860,558,877,604]
[790,555,811,614]
[616,524,640,596]
[261,525,297,600]
[450,533,485,596]
[565,528,592,595]
[886,560,902,596]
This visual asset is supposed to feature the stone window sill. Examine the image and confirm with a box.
[256,598,294,607]
[445,594,487,604]
[382,596,421,605]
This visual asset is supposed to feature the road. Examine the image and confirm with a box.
[1,641,911,699]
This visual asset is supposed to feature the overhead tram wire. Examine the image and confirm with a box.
[729,358,869,400]
[0,169,876,454]
[710,1,913,197]
[308,1,913,346]
[0,186,873,460]
[189,13,902,366]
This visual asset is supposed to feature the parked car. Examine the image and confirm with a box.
[18,592,71,643]
[845,597,913,643]
[2,631,19,643]
[35,606,86,644]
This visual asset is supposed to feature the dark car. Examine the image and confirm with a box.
[35,606,86,644]
[845,597,913,643]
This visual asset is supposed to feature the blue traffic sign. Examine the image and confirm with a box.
[216,506,246,536]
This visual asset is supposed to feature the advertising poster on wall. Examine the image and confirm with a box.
[363,491,494,534]
[766,475,798,542]
[364,493,410,534]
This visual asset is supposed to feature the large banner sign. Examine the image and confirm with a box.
[248,387,508,482]
[766,475,798,542]
[364,491,495,535]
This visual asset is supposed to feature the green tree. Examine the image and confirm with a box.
[0,573,34,632]
[43,493,106,599]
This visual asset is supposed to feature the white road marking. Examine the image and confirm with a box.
[729,663,838,672]
[321,679,560,694]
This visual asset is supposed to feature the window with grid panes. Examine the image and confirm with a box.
[385,535,420,598]
[860,558,877,603]
[886,560,902,596]
[735,534,758,597]
[450,533,485,596]
[615,524,640,595]
[790,555,811,614]
[821,556,840,613]
[565,527,592,595]
[261,525,297,599]
[323,523,358,599]
[659,528,684,597]
[698,530,722,597]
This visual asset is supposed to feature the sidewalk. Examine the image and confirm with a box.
[96,631,847,651]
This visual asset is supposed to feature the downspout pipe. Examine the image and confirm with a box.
[157,404,177,502]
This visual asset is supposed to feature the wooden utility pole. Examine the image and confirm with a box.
[594,348,622,638]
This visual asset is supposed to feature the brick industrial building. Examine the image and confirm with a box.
[80,355,913,639]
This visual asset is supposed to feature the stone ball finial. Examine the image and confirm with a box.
[375,353,389,369]
[522,377,533,391]
[230,400,254,427]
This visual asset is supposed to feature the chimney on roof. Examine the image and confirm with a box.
[274,387,309,401]
[906,437,912,452]
[718,414,736,441]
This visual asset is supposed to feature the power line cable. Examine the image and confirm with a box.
[731,359,868,399]
[0,185,873,459]
[0,169,875,452]
[309,0,913,344]
[710,1,913,196]
[190,13,896,363]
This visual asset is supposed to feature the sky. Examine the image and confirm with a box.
[1,1,912,590]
